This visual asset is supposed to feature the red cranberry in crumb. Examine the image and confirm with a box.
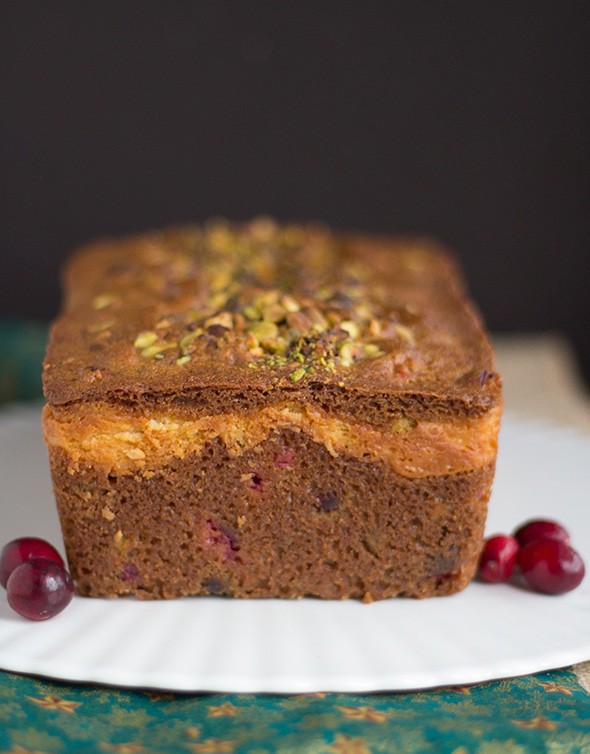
[513,519,570,547]
[274,449,295,469]
[518,540,585,595]
[249,474,263,491]
[202,519,241,560]
[1,537,65,588]
[478,535,519,583]
[7,558,74,620]
[121,563,140,582]
[316,493,340,512]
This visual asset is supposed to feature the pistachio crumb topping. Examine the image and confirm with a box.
[141,342,177,359]
[123,218,421,376]
[93,293,119,310]
[289,366,307,382]
[134,331,158,349]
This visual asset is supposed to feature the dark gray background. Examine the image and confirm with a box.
[2,2,589,381]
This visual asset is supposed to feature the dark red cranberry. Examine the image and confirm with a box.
[518,540,585,595]
[202,519,240,560]
[121,563,140,582]
[274,449,295,469]
[0,537,65,588]
[513,519,570,547]
[249,474,263,491]
[478,535,520,583]
[7,558,74,620]
[316,493,340,512]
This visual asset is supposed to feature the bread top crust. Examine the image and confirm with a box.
[43,218,501,418]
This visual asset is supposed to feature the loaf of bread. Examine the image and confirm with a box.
[42,218,502,601]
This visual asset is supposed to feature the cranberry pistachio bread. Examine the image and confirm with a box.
[42,218,502,601]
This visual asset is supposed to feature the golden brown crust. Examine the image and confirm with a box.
[43,219,501,420]
[43,219,502,601]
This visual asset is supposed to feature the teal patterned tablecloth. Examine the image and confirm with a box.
[1,668,589,754]
[1,321,589,753]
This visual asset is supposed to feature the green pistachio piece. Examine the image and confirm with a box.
[250,321,279,342]
[141,342,177,359]
[281,294,300,313]
[134,331,158,349]
[93,293,119,310]
[289,366,307,382]
[242,305,261,321]
[363,343,383,357]
[179,330,203,351]
[339,320,360,339]
[339,341,356,366]
[262,303,287,323]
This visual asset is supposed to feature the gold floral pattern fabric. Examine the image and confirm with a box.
[0,668,589,753]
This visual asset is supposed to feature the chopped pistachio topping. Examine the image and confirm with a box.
[179,330,202,351]
[242,305,260,321]
[262,303,286,323]
[364,343,382,357]
[250,321,279,343]
[289,366,307,382]
[93,293,119,310]
[281,294,300,312]
[204,312,233,330]
[141,342,177,359]
[339,320,359,339]
[134,331,158,349]
[124,218,424,374]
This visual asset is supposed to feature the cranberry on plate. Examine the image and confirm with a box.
[478,516,585,595]
[6,558,74,621]
[478,535,519,583]
[0,537,65,588]
[513,519,570,548]
[518,539,585,595]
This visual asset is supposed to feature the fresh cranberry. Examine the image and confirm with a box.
[0,537,65,588]
[513,519,570,547]
[478,535,519,583]
[6,558,74,620]
[518,540,585,595]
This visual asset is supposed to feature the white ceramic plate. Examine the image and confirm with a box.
[0,405,588,692]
